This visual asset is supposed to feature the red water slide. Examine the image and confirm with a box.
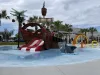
[19,38,44,52]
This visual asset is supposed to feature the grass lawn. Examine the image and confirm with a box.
[0,42,25,45]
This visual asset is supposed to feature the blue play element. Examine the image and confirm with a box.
[60,42,77,53]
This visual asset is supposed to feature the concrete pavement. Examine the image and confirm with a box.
[0,59,100,75]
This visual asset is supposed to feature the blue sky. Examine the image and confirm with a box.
[96,26,100,32]
[0,22,18,36]
[0,0,100,36]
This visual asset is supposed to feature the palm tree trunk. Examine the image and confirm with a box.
[91,32,93,41]
[92,32,93,40]
[69,34,70,43]
[85,32,86,36]
[0,19,1,26]
[66,34,68,44]
[17,22,21,48]
[58,27,60,38]
[17,21,19,47]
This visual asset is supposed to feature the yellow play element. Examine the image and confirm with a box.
[72,34,88,48]
[91,41,98,48]
[81,42,84,48]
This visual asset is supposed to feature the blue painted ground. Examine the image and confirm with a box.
[0,45,100,67]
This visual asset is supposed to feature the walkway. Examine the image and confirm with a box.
[0,59,100,75]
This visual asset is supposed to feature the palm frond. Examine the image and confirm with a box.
[11,8,27,25]
[20,10,27,13]
[0,19,1,26]
[10,13,17,16]
[5,16,10,19]
[0,13,1,18]
[1,10,7,18]
[11,8,19,14]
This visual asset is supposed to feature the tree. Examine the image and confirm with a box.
[84,28,89,36]
[79,29,85,34]
[15,33,18,39]
[79,28,89,36]
[28,16,38,23]
[53,20,63,37]
[2,29,14,42]
[0,10,10,26]
[28,17,34,23]
[89,27,97,40]
[65,24,73,43]
[79,28,89,43]
[59,24,66,31]
[28,16,38,30]
[53,20,63,32]
[10,8,27,48]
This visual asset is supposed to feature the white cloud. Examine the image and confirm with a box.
[0,0,100,29]
[62,0,100,25]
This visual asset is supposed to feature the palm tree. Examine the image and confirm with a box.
[79,29,85,34]
[0,10,10,26]
[58,24,66,31]
[53,20,63,37]
[84,28,89,36]
[79,29,85,42]
[89,27,97,40]
[33,16,38,22]
[65,24,73,43]
[28,17,34,23]
[79,28,89,43]
[53,20,63,31]
[10,8,27,48]
[28,16,38,23]
[28,16,38,30]
[79,28,89,36]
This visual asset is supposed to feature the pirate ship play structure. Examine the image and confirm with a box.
[19,2,60,52]
[19,23,60,52]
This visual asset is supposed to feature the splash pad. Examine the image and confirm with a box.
[0,45,100,67]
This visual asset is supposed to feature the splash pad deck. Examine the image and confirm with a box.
[0,45,100,67]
